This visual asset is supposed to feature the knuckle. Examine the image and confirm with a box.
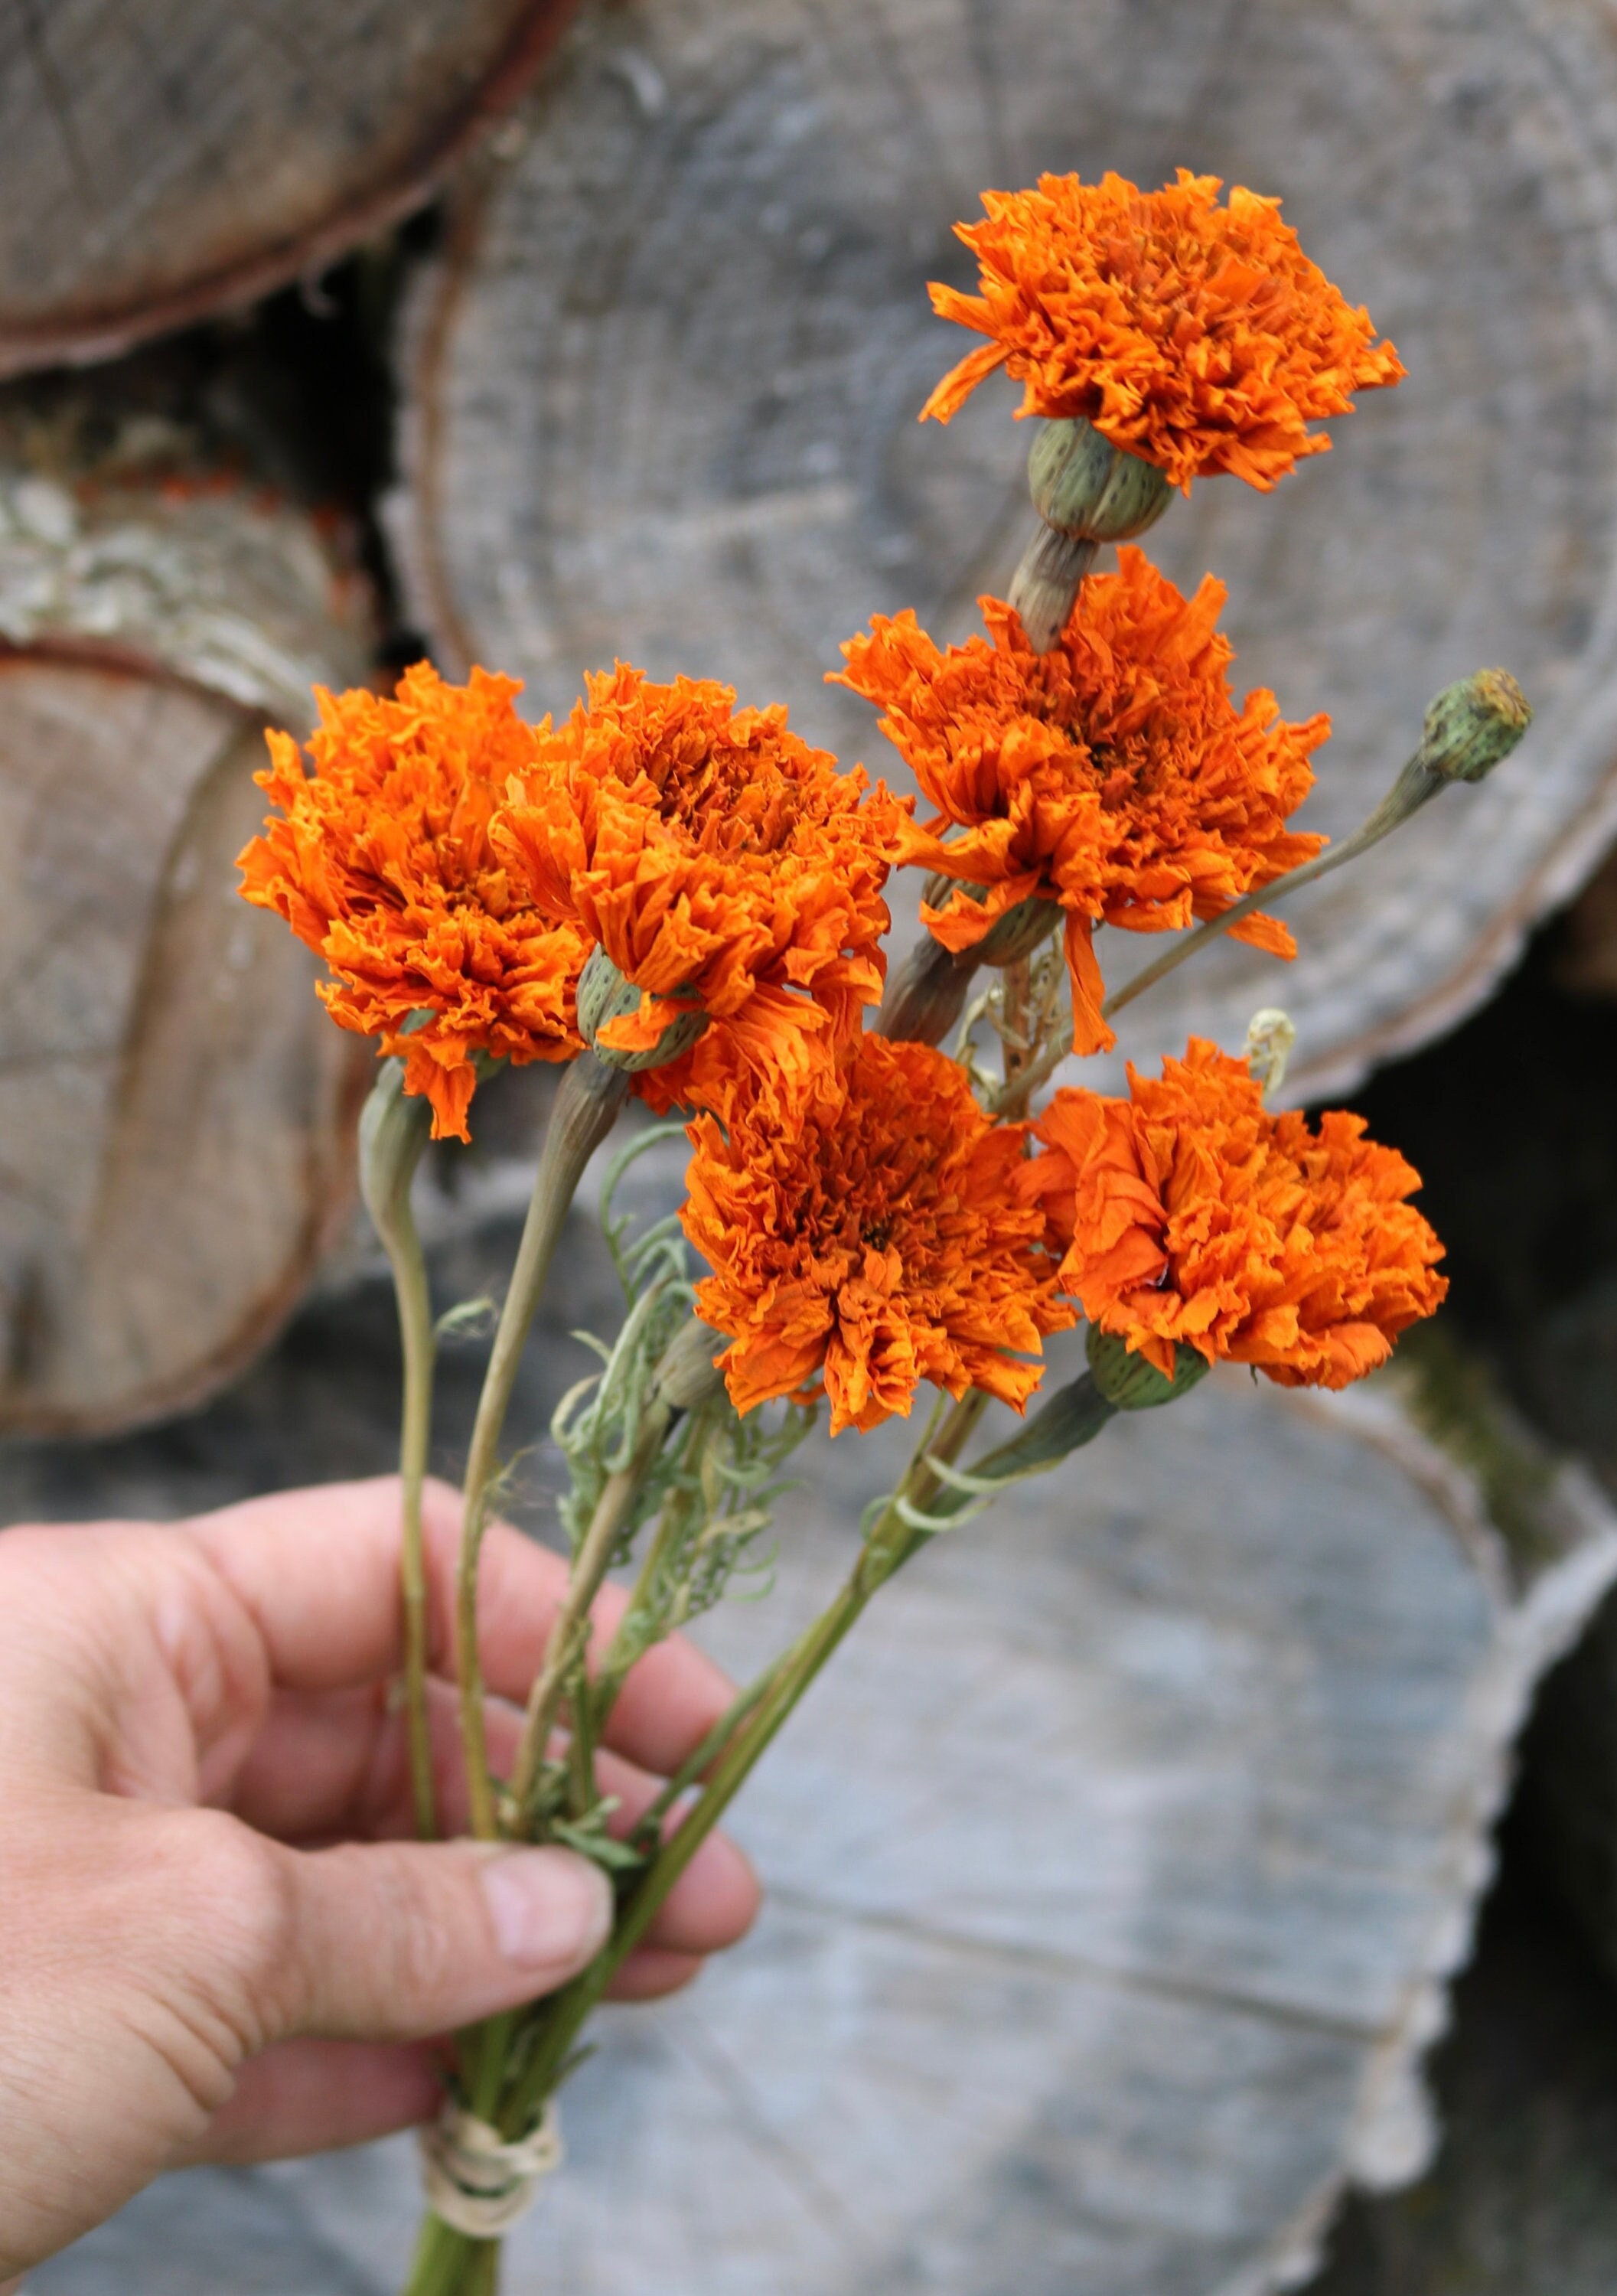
[370,1851,456,2011]
[168,1812,300,2040]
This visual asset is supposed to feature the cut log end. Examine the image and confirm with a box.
[0,1,580,377]
[395,0,1617,1103]
[0,461,376,1437]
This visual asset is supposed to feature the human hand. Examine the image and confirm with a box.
[0,1477,759,2280]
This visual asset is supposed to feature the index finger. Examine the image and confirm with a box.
[186,1475,736,1779]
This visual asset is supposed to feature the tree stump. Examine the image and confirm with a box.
[0,456,374,1435]
[23,1228,1617,2295]
[393,0,1617,1101]
[0,0,579,376]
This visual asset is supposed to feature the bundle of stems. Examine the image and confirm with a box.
[393,968,1122,2296]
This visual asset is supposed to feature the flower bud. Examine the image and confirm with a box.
[1242,1008,1296,1104]
[576,946,710,1072]
[650,1317,729,1413]
[1086,1323,1210,1411]
[1418,669,1531,785]
[1028,419,1173,543]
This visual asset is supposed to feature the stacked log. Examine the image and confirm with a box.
[392,0,1617,1102]
[19,1200,1617,2295]
[0,442,375,1433]
[5,7,1617,2293]
[0,1,578,372]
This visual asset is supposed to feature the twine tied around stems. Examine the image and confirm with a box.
[418,2099,563,2237]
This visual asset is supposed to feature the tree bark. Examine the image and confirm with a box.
[393,0,1617,1104]
[0,0,578,376]
[0,455,374,1435]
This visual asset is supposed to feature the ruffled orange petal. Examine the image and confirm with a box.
[495,664,907,1111]
[836,557,1327,1053]
[1028,1038,1446,1391]
[238,663,588,1141]
[920,171,1403,491]
[686,1035,1072,1434]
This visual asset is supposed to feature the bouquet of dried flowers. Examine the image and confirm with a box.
[240,167,1528,2296]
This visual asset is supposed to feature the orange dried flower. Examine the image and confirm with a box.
[835,550,1328,1055]
[922,170,1404,491]
[683,1034,1072,1436]
[237,662,586,1143]
[1026,1037,1447,1390]
[494,665,906,1110]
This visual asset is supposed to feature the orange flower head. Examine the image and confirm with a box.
[237,662,586,1143]
[494,664,908,1112]
[922,170,1404,491]
[835,550,1328,1054]
[1026,1037,1447,1390]
[683,1033,1073,1436]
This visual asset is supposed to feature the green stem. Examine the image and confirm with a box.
[502,1391,987,2126]
[508,1400,673,1818]
[455,1055,630,1841]
[359,1062,438,1841]
[626,1667,775,1849]
[1099,754,1443,1029]
[395,1228,438,1841]
[400,2215,499,2296]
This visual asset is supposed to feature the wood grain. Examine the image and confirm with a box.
[394,0,1617,1103]
[0,0,578,374]
[32,1348,1617,2295]
[0,468,373,1433]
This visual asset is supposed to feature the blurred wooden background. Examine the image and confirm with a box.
[5,1,1617,2291]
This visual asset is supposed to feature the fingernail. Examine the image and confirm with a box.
[481,1848,612,1970]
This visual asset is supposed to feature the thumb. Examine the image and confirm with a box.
[262,1838,613,2044]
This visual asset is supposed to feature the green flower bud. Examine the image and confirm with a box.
[1028,419,1172,544]
[1418,669,1532,785]
[651,1318,729,1413]
[975,891,1063,968]
[576,945,709,1073]
[1085,1323,1210,1411]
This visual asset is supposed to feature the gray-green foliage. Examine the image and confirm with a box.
[556,1122,813,1720]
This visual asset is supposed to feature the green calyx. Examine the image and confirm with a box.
[921,877,1061,969]
[651,1317,729,1413]
[1028,419,1172,545]
[1085,1324,1211,1411]
[975,891,1063,968]
[577,945,710,1073]
[1418,669,1532,785]
[357,1055,434,1247]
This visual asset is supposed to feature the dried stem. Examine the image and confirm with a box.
[985,1002,1071,1117]
[501,1389,988,2127]
[508,1401,673,1816]
[455,1055,630,1841]
[1008,523,1098,652]
[1100,752,1450,1029]
[359,1063,438,1841]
